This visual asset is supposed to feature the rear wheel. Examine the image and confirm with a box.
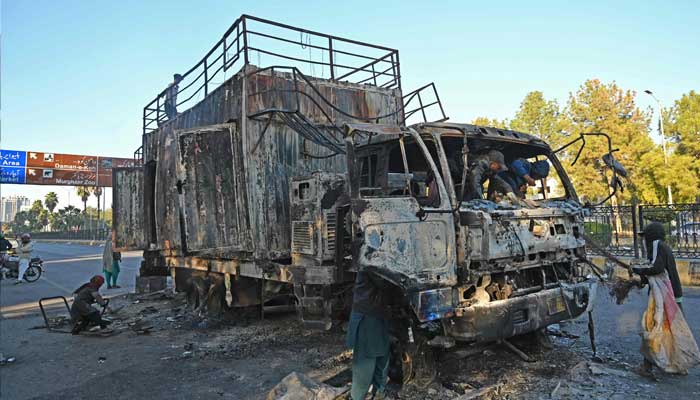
[389,330,437,387]
[24,265,42,282]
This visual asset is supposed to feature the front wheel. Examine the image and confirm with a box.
[24,265,42,282]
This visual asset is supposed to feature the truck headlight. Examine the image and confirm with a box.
[410,287,454,322]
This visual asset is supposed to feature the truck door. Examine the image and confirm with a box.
[347,128,456,290]
[176,124,253,253]
[112,167,147,251]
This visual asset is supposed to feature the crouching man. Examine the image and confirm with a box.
[70,275,111,334]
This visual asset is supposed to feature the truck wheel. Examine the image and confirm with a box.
[389,336,437,387]
[205,275,226,317]
[187,276,207,312]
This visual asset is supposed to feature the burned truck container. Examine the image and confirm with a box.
[115,15,425,324]
[115,14,625,381]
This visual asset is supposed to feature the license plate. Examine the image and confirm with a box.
[547,296,566,315]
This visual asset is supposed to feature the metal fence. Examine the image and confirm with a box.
[143,14,402,135]
[29,229,110,242]
[585,202,700,259]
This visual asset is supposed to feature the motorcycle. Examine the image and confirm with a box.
[0,250,44,282]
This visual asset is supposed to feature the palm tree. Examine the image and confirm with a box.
[93,186,103,225]
[76,186,92,213]
[44,192,59,213]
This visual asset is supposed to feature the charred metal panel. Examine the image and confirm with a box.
[354,197,457,290]
[445,282,592,342]
[246,66,402,125]
[177,124,252,253]
[460,206,585,264]
[242,119,347,260]
[290,172,345,266]
[112,167,146,251]
[154,125,182,254]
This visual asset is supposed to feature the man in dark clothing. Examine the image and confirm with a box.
[499,158,550,197]
[0,232,12,253]
[632,222,684,377]
[346,271,391,400]
[164,73,183,120]
[463,150,513,201]
[70,275,111,334]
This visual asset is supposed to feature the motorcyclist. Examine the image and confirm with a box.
[14,233,33,284]
[0,232,13,279]
[70,275,111,334]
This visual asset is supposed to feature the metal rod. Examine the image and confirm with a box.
[328,38,334,80]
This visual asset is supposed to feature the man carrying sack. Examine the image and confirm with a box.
[632,222,700,378]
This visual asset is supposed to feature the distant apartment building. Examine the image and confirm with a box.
[1,196,31,223]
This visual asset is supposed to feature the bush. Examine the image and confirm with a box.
[584,221,612,247]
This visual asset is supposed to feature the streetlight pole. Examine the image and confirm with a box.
[644,90,673,205]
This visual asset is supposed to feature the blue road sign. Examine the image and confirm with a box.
[0,149,27,167]
[0,166,27,184]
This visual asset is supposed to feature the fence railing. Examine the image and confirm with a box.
[29,229,110,242]
[585,202,700,259]
[143,14,401,135]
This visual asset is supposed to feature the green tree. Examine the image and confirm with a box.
[44,192,59,213]
[666,90,700,202]
[30,200,44,215]
[471,116,508,129]
[76,186,92,213]
[509,91,565,147]
[54,205,83,231]
[560,79,662,204]
[39,209,49,231]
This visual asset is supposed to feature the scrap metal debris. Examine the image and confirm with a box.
[609,277,641,305]
[266,372,347,400]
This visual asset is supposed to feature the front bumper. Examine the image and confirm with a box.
[443,279,594,342]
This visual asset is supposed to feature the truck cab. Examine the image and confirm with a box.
[346,122,594,345]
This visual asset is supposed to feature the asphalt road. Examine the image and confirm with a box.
[0,242,141,318]
[1,244,699,399]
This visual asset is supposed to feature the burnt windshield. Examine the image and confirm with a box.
[439,136,573,202]
[355,137,443,207]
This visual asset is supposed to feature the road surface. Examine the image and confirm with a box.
[1,242,141,318]
[0,244,699,399]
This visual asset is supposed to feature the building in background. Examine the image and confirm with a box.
[1,196,31,223]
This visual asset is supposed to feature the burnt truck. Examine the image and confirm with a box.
[114,15,623,378]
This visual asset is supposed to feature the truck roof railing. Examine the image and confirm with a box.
[143,15,402,135]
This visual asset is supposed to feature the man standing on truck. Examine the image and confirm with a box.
[463,150,513,201]
[346,270,391,400]
[499,158,550,197]
[164,73,183,120]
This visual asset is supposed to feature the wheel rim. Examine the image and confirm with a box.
[24,266,41,282]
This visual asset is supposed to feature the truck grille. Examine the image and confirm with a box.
[325,211,336,255]
[292,221,314,255]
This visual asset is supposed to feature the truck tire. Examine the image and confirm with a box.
[389,331,437,387]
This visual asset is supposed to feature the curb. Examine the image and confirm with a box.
[34,239,104,246]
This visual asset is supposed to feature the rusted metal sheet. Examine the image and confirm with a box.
[242,119,347,259]
[141,63,403,265]
[177,124,252,254]
[353,197,457,289]
[154,125,182,254]
[112,167,146,251]
[246,66,402,126]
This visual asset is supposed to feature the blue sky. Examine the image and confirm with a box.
[2,0,698,207]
